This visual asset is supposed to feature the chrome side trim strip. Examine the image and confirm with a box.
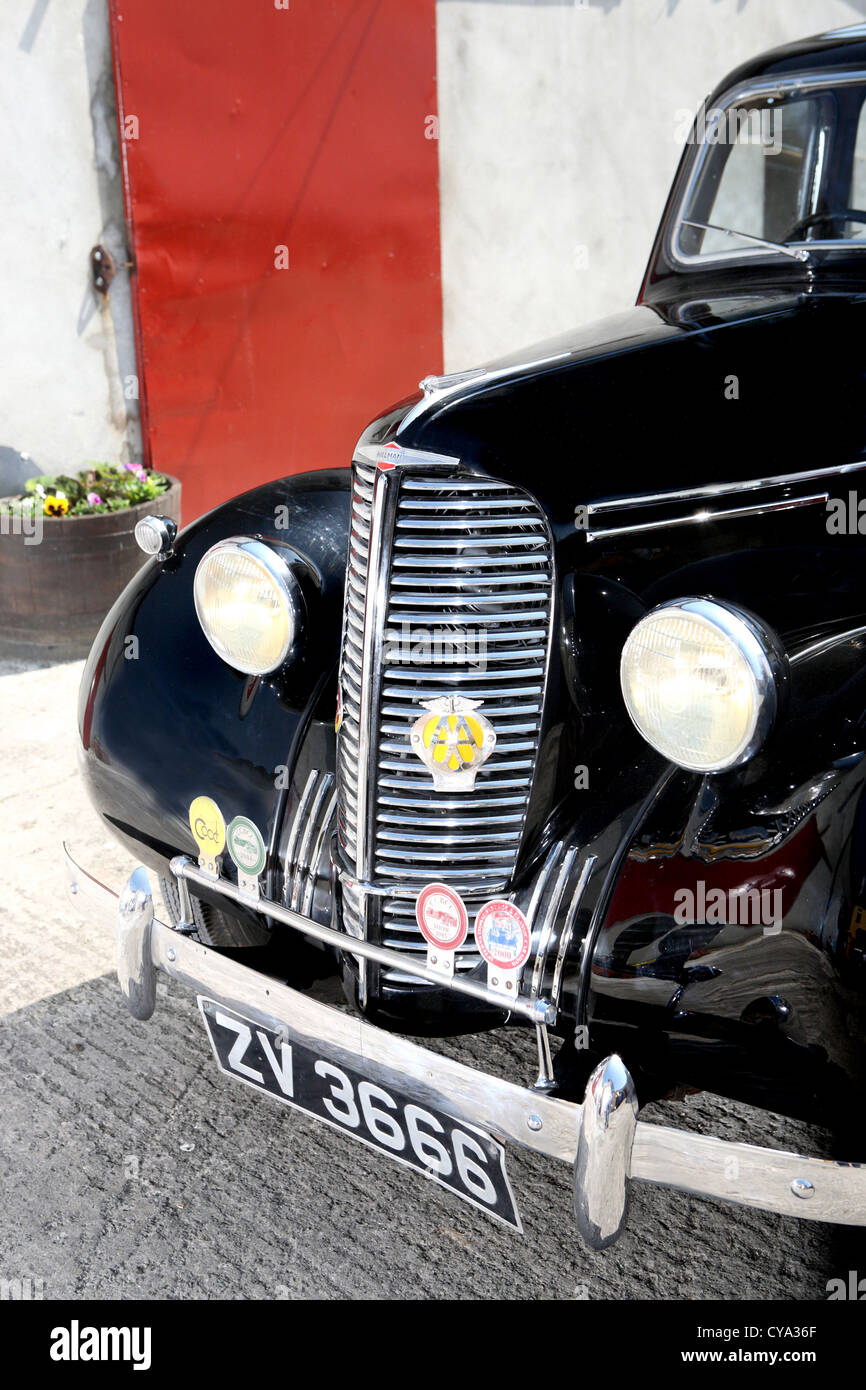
[584,461,866,515]
[290,775,334,912]
[585,493,828,542]
[301,789,338,918]
[528,845,575,1003]
[551,853,597,1005]
[790,622,866,663]
[282,770,321,901]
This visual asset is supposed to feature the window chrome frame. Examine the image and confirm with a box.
[669,69,866,272]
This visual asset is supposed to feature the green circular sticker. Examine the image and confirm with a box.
[226,816,266,876]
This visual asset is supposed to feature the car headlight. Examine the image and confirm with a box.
[194,538,304,675]
[619,598,783,772]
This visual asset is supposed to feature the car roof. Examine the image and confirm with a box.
[710,25,866,102]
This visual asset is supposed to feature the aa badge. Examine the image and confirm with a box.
[409,695,496,791]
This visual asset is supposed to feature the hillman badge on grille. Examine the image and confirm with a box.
[67,26,866,1247]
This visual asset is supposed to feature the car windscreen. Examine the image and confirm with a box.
[676,80,866,261]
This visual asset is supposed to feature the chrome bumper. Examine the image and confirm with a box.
[65,844,866,1246]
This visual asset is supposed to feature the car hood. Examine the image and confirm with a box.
[390,290,866,533]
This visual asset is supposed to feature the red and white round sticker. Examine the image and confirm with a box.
[474,900,531,971]
[415,883,469,951]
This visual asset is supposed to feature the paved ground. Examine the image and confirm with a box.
[1,659,864,1300]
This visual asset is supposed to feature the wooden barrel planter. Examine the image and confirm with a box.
[0,478,181,662]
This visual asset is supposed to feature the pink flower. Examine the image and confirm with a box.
[123,462,147,480]
[87,491,104,506]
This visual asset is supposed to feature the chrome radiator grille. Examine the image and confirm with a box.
[378,475,551,884]
[336,453,553,982]
[335,457,375,874]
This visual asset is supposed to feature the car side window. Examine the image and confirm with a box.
[848,98,866,222]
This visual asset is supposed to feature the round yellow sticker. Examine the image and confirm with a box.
[189,796,226,856]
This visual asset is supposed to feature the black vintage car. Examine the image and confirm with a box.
[69,26,866,1245]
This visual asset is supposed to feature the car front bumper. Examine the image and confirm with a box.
[65,844,866,1247]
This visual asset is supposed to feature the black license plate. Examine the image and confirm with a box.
[198,998,521,1230]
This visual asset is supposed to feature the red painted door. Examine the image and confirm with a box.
[109,0,441,522]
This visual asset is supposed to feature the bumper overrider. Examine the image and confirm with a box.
[65,844,866,1247]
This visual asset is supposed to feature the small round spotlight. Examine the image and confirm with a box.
[134,515,177,559]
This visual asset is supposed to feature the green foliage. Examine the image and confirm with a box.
[10,462,170,518]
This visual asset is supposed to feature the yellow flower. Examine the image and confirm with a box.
[43,495,69,517]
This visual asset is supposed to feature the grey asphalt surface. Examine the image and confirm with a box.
[1,660,864,1300]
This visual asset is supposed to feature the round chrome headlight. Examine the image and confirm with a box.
[193,538,304,675]
[620,598,783,772]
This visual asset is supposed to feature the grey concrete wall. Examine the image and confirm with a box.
[0,0,140,486]
[436,0,866,370]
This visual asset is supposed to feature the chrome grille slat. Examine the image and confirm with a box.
[381,702,540,718]
[378,812,525,827]
[385,649,545,666]
[379,738,535,755]
[385,623,548,641]
[388,610,548,624]
[381,927,481,946]
[389,572,549,586]
[400,497,538,511]
[378,866,509,882]
[383,666,545,681]
[336,460,553,985]
[386,593,548,607]
[378,757,534,773]
[377,774,531,791]
[377,793,527,810]
[396,517,544,530]
[393,534,547,549]
[377,843,517,859]
[392,555,549,570]
[378,827,523,845]
[382,681,542,695]
[383,728,539,739]
[400,479,512,491]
